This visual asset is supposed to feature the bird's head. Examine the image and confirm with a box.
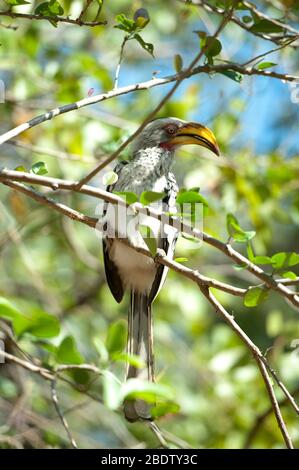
[131,117,220,157]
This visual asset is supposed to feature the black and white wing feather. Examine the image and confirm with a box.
[102,161,128,304]
[148,172,178,304]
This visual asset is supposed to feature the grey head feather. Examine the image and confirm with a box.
[130,117,187,156]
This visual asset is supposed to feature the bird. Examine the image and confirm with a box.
[102,117,219,422]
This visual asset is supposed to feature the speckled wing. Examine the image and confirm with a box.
[102,161,128,304]
[148,172,178,304]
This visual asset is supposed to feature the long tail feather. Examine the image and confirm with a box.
[124,291,154,422]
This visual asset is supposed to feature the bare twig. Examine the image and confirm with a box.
[7,140,96,163]
[244,385,299,448]
[51,378,78,449]
[114,36,129,89]
[148,422,170,449]
[0,10,106,27]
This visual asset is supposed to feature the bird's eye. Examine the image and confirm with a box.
[165,124,178,135]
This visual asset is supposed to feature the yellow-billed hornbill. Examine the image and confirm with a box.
[102,117,219,421]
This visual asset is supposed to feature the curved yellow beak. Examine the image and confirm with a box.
[169,122,220,156]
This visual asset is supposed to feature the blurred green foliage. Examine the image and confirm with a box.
[0,0,299,449]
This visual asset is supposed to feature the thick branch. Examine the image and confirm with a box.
[1,170,298,311]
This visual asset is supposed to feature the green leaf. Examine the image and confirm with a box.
[133,8,150,28]
[174,54,183,73]
[257,62,277,70]
[133,33,154,57]
[139,225,157,256]
[271,252,299,270]
[204,37,222,58]
[174,257,189,263]
[140,191,165,205]
[56,336,84,364]
[34,340,57,355]
[114,13,136,33]
[105,320,127,355]
[111,352,145,369]
[35,0,64,16]
[244,286,269,307]
[250,19,284,34]
[246,244,272,264]
[252,256,273,264]
[0,297,60,338]
[242,15,253,24]
[226,213,256,243]
[93,337,109,364]
[114,191,139,205]
[102,371,122,410]
[122,379,174,403]
[102,170,118,186]
[27,309,60,338]
[31,161,48,175]
[281,271,297,280]
[6,0,30,5]
[14,165,27,172]
[220,70,243,83]
[233,263,249,271]
[176,190,208,206]
[151,402,180,419]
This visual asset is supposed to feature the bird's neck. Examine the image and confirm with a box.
[132,147,174,177]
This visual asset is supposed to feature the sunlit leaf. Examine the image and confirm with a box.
[257,62,277,70]
[114,191,139,205]
[226,213,256,243]
[31,161,48,175]
[271,252,299,270]
[56,336,84,364]
[105,320,127,355]
[174,54,183,72]
[244,286,269,307]
[140,191,165,205]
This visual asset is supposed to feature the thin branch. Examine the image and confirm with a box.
[7,140,96,163]
[51,378,78,449]
[148,422,170,449]
[114,36,129,89]
[241,37,299,67]
[0,10,106,27]
[0,20,18,30]
[199,286,294,449]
